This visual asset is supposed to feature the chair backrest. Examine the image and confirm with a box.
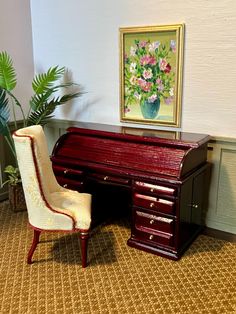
[13,125,62,227]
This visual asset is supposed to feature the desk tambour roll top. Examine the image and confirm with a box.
[52,123,209,181]
[51,123,210,260]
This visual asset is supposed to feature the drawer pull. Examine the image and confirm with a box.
[63,169,69,174]
[104,176,109,181]
[149,235,154,240]
[135,181,175,196]
[136,211,173,224]
[150,202,155,208]
[188,204,199,209]
[63,184,68,188]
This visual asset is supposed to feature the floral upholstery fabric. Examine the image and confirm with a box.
[13,125,91,231]
[50,190,92,230]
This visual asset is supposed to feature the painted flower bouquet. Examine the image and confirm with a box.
[124,39,176,119]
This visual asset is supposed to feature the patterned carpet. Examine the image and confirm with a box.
[0,200,235,314]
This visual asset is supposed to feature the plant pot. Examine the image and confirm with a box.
[140,98,160,119]
[8,183,26,212]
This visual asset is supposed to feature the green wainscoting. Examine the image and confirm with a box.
[207,138,236,234]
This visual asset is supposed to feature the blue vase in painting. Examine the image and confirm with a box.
[140,98,160,119]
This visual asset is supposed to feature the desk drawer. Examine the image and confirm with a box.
[135,210,174,234]
[56,176,84,191]
[53,164,84,177]
[88,173,131,186]
[134,227,174,247]
[134,181,176,197]
[133,193,175,215]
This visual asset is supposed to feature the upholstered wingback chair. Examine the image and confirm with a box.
[13,125,92,267]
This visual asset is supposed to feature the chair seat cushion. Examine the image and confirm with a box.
[50,190,92,230]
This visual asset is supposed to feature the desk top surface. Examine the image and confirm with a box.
[67,122,210,148]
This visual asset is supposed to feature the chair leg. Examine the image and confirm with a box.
[79,232,89,268]
[27,229,41,264]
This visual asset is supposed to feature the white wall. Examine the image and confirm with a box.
[30,0,236,137]
[0,0,34,120]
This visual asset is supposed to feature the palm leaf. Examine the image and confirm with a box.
[27,110,54,126]
[56,92,82,104]
[30,89,56,111]
[27,92,81,126]
[30,83,77,111]
[27,100,59,126]
[0,51,17,91]
[0,88,10,135]
[32,66,65,95]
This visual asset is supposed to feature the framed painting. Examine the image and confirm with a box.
[120,24,184,127]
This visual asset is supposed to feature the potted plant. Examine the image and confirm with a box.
[1,165,25,211]
[0,51,82,211]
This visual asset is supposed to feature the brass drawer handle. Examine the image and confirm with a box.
[104,176,109,181]
[188,204,199,209]
[63,184,68,188]
[63,169,69,174]
[150,188,154,192]
[149,235,154,240]
[150,219,154,225]
[150,202,155,208]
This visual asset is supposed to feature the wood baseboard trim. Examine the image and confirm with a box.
[202,227,236,242]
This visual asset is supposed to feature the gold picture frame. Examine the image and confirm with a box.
[120,24,184,127]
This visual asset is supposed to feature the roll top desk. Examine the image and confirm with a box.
[51,123,210,260]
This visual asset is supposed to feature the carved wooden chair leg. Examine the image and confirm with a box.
[27,229,41,264]
[80,232,89,268]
